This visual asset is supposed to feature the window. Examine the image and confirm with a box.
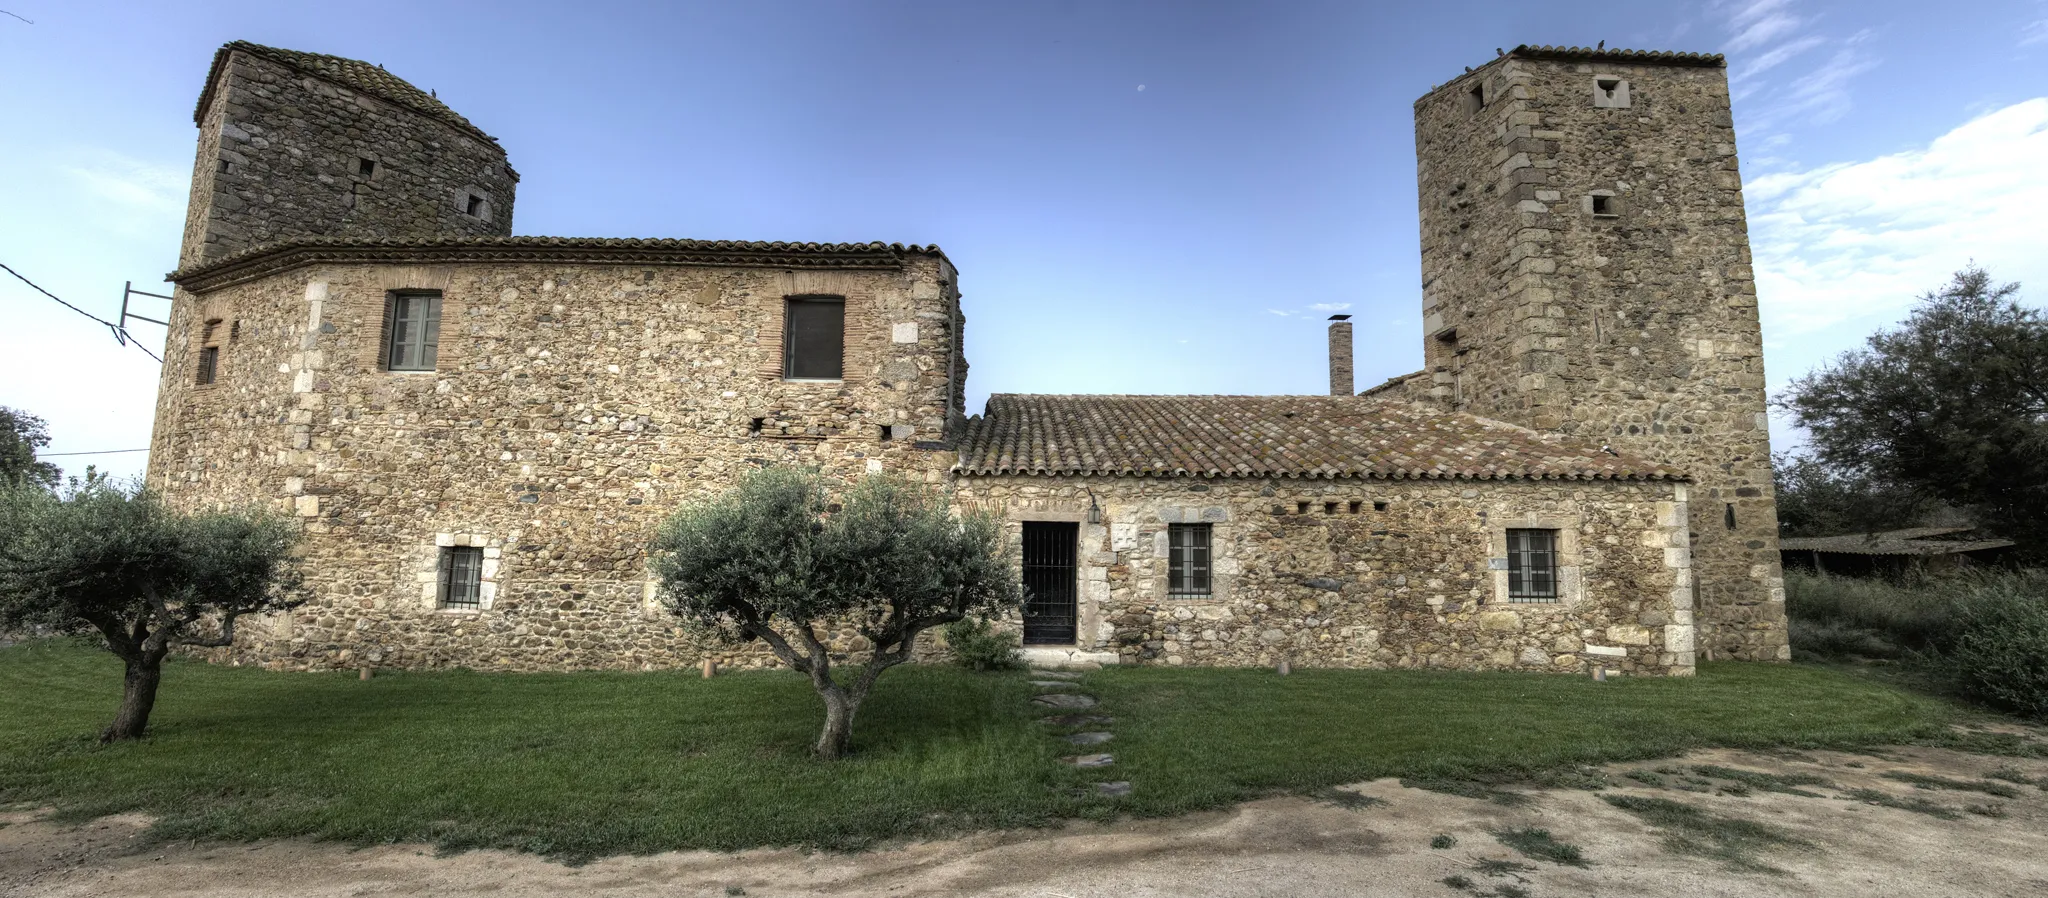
[384,291,442,371]
[195,346,219,385]
[465,193,485,217]
[783,296,845,380]
[1506,528,1559,602]
[1168,523,1212,597]
[1464,82,1485,115]
[1725,503,1737,530]
[1591,194,1615,216]
[437,546,484,609]
[358,157,376,177]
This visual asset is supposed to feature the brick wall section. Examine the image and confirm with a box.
[955,474,1696,676]
[147,255,962,670]
[179,48,517,268]
[1410,53,1787,661]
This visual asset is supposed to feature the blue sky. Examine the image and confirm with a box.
[2,0,2045,482]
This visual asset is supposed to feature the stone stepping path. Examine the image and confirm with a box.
[1025,671,1131,796]
[1031,693,1097,709]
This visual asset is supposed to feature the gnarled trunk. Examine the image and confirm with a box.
[814,682,859,760]
[100,651,164,743]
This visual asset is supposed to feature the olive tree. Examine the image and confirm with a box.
[0,478,305,741]
[651,467,1020,759]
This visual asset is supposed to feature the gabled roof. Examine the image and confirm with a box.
[1780,528,2016,556]
[955,394,1683,481]
[168,236,949,292]
[195,41,500,147]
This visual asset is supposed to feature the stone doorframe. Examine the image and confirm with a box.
[998,501,1110,652]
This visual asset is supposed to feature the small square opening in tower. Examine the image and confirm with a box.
[1592,77,1632,108]
[465,194,485,217]
[1591,194,1615,216]
[358,158,376,177]
[1463,82,1484,115]
[217,159,231,174]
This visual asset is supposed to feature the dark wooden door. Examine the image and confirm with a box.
[1021,521,1078,645]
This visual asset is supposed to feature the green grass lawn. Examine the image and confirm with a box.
[0,640,1954,860]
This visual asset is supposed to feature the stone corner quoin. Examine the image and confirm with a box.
[146,41,1786,676]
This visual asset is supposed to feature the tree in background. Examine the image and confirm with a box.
[1778,267,2048,552]
[0,479,304,741]
[0,406,60,489]
[651,467,1020,759]
[1772,451,1944,538]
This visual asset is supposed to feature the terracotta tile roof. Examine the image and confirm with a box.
[1508,44,1725,67]
[169,236,949,292]
[195,41,499,146]
[956,394,1684,481]
[1780,528,2016,556]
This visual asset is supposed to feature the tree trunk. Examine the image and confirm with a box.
[814,683,861,760]
[100,652,164,743]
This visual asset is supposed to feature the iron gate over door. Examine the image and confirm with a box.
[1021,521,1078,645]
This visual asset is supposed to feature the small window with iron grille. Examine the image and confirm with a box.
[1506,528,1559,602]
[383,291,442,372]
[783,296,845,380]
[437,546,484,610]
[1168,523,1212,597]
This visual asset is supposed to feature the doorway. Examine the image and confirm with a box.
[1021,521,1078,646]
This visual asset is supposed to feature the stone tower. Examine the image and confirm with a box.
[179,41,519,267]
[1409,45,1788,661]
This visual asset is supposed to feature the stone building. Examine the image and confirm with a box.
[149,41,1785,675]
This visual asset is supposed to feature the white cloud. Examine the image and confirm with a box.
[1307,302,1351,312]
[2023,17,2048,47]
[1749,98,2048,340]
[59,150,187,238]
[1723,0,1803,52]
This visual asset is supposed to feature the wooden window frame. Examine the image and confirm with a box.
[437,546,484,610]
[383,290,442,372]
[782,295,846,381]
[1167,523,1212,597]
[195,346,219,386]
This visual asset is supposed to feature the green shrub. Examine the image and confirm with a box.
[942,618,1021,671]
[1942,578,2048,719]
[1784,572,1960,658]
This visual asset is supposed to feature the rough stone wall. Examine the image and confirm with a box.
[955,474,1696,676]
[147,255,962,671]
[1411,54,1787,661]
[179,49,516,267]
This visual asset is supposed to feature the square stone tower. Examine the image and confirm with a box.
[1411,45,1788,661]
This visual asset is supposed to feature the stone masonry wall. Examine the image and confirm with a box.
[147,255,962,671]
[956,474,1696,676]
[179,49,516,268]
[1411,54,1787,661]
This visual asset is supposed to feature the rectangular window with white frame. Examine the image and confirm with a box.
[383,290,442,372]
[1168,523,1212,597]
[438,546,484,610]
[1506,528,1560,602]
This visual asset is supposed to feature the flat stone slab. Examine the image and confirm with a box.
[1096,781,1133,797]
[1062,753,1114,768]
[1030,680,1080,688]
[1039,714,1114,727]
[1064,731,1114,746]
[1028,670,1083,680]
[1031,693,1098,709]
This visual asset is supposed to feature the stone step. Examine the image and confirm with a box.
[1096,781,1133,797]
[1028,670,1083,680]
[1061,753,1114,768]
[1030,680,1079,688]
[1039,714,1114,727]
[1063,731,1114,746]
[1031,693,1097,709]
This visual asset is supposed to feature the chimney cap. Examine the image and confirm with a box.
[1327,314,1352,321]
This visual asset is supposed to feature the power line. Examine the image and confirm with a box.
[0,260,163,363]
[40,448,150,457]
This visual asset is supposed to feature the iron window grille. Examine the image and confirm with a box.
[195,346,219,385]
[438,546,484,610]
[783,296,845,380]
[1168,523,1212,597]
[1506,528,1560,602]
[384,291,442,372]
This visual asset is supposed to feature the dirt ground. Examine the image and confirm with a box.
[6,739,2048,898]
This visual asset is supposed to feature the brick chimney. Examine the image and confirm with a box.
[1327,315,1354,396]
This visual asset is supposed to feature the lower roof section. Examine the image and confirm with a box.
[955,394,1685,481]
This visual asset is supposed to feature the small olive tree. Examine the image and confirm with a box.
[651,467,1020,759]
[0,478,305,741]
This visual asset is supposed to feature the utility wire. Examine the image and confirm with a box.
[0,260,163,363]
[40,448,150,457]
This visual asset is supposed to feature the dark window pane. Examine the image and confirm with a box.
[439,546,484,609]
[195,346,218,385]
[785,298,844,379]
[1169,524,1212,596]
[1507,528,1558,602]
